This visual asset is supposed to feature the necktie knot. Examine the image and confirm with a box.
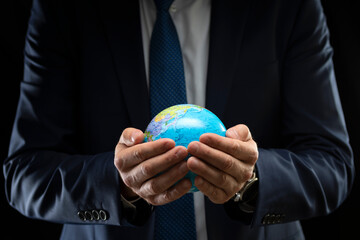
[154,0,175,12]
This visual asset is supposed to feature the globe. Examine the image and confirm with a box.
[144,104,227,192]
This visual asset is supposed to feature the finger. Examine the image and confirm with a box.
[199,133,258,164]
[187,141,243,179]
[187,156,239,196]
[194,176,229,204]
[139,160,189,197]
[125,146,188,188]
[115,128,145,157]
[149,178,192,206]
[226,124,252,141]
[114,138,175,171]
[119,128,145,147]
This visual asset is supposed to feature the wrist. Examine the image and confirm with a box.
[233,172,258,203]
[231,169,259,213]
[223,168,259,224]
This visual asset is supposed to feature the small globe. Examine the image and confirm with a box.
[144,104,226,192]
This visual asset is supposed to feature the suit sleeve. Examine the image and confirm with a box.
[250,0,354,226]
[3,0,134,227]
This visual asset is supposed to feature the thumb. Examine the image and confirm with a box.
[226,124,252,142]
[119,128,144,147]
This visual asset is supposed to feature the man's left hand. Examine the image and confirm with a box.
[187,124,258,204]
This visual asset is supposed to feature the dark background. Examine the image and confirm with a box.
[1,1,359,239]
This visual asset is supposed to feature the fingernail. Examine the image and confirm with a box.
[130,131,140,144]
[228,128,239,139]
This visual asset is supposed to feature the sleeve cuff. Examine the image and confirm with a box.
[120,194,154,226]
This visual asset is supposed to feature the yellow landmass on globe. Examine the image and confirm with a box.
[154,104,202,122]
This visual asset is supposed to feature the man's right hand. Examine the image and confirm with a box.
[114,128,192,206]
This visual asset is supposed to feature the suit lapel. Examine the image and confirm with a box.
[98,0,150,131]
[206,0,252,120]
[98,0,253,129]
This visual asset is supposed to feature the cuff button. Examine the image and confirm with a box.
[77,211,86,222]
[99,210,108,221]
[92,210,100,221]
[84,211,93,221]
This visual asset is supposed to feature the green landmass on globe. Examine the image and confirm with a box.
[144,104,226,192]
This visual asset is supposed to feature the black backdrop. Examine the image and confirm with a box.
[1,1,359,239]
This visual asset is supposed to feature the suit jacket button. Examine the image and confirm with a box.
[92,210,100,221]
[262,214,270,224]
[268,214,274,224]
[99,210,108,221]
[275,214,282,223]
[77,211,86,221]
[84,211,93,221]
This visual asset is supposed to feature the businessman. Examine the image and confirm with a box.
[3,0,354,239]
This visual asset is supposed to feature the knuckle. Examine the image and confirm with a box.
[222,156,235,171]
[147,193,167,206]
[218,175,238,199]
[230,140,242,153]
[163,191,174,203]
[133,149,144,161]
[210,190,224,204]
[163,151,175,163]
[146,180,162,195]
[114,155,125,170]
[140,163,154,177]
[243,169,254,182]
[219,173,228,187]
[122,174,135,187]
[198,179,225,204]
[248,149,259,163]
[115,142,124,153]
[210,189,219,200]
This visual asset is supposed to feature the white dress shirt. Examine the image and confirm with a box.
[139,0,211,239]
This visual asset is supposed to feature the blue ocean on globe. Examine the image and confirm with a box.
[144,104,227,192]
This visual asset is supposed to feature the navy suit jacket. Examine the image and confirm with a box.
[4,0,354,239]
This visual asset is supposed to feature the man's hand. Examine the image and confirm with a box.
[187,124,258,204]
[114,128,192,205]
